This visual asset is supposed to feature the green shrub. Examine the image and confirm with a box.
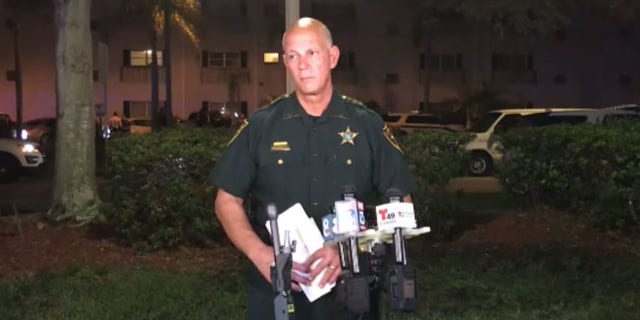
[101,128,233,250]
[401,132,473,224]
[500,122,640,231]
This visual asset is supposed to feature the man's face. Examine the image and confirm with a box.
[283,28,339,96]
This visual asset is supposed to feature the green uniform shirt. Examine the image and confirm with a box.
[212,92,414,229]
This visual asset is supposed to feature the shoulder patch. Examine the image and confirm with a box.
[383,124,404,154]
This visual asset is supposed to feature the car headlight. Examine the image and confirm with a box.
[21,129,28,140]
[20,143,36,153]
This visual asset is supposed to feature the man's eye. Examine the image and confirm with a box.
[287,54,298,60]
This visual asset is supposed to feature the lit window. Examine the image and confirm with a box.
[263,53,279,64]
[129,50,163,66]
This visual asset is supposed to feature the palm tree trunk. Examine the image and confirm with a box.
[7,20,23,135]
[163,7,173,126]
[52,0,100,222]
[150,30,160,131]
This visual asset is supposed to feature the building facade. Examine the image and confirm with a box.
[0,0,638,122]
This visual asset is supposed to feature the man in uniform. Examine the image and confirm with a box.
[212,17,414,319]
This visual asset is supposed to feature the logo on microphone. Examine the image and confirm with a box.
[375,203,416,231]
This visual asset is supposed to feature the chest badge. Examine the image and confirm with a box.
[338,126,359,145]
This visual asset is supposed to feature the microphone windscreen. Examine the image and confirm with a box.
[341,184,358,195]
[384,188,404,202]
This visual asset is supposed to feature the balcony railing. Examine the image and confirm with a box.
[200,67,250,84]
[120,66,165,83]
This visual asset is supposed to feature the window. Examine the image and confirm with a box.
[123,50,164,67]
[202,51,247,68]
[554,74,567,85]
[385,73,399,84]
[122,100,166,118]
[6,70,16,81]
[263,53,279,64]
[421,53,463,70]
[619,74,632,85]
[406,114,440,124]
[386,24,398,37]
[202,101,248,120]
[491,54,533,70]
[336,52,355,70]
[526,114,588,126]
[381,114,401,123]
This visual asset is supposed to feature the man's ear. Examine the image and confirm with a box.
[329,45,340,69]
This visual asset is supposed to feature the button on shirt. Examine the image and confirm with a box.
[212,92,414,229]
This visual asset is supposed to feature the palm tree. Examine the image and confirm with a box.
[123,0,199,130]
[51,0,100,222]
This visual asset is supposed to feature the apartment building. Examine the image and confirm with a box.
[0,0,638,122]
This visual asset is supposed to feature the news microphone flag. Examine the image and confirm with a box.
[375,202,417,232]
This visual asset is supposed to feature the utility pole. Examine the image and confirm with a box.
[285,0,299,93]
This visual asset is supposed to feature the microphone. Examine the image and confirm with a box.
[267,204,296,320]
[333,185,370,314]
[378,189,418,312]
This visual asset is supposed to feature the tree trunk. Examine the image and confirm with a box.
[150,30,160,131]
[52,0,100,222]
[163,7,173,126]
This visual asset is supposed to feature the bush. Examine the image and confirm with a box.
[101,128,232,250]
[401,132,473,224]
[499,122,640,231]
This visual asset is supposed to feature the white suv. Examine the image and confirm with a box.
[0,138,45,182]
[465,108,591,176]
[382,112,465,135]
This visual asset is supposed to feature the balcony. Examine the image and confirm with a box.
[201,67,250,84]
[120,66,165,83]
[419,69,466,84]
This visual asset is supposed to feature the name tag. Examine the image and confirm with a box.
[271,141,291,151]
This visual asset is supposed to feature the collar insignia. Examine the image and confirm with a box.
[271,141,291,151]
[338,126,359,145]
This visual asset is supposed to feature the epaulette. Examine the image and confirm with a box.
[340,94,379,116]
[340,94,367,107]
[268,93,290,106]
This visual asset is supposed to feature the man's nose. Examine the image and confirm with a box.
[298,56,310,70]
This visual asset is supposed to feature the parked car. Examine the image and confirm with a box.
[382,112,465,135]
[23,117,56,145]
[465,107,640,176]
[465,108,591,176]
[0,113,27,140]
[0,137,45,182]
[123,117,152,135]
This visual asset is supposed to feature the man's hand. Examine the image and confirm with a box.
[248,245,275,284]
[304,245,342,288]
[248,245,311,292]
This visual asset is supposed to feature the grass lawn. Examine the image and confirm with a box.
[1,247,638,320]
[2,193,638,319]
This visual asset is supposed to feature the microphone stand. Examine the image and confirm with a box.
[268,204,296,320]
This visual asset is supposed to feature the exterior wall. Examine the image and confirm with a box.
[0,1,638,122]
